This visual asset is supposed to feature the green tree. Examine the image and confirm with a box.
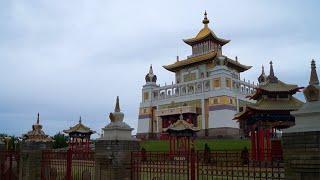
[52,133,68,149]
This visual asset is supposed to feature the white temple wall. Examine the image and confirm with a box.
[137,118,150,133]
[208,109,239,128]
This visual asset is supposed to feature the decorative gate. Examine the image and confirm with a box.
[0,150,20,180]
[131,150,285,180]
[41,149,95,180]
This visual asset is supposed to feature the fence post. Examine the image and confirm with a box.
[190,148,195,180]
[66,149,72,180]
[20,141,52,180]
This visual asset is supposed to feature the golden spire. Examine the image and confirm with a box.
[179,113,184,120]
[37,113,40,124]
[202,11,210,26]
[269,61,274,77]
[309,59,319,85]
[115,96,120,112]
[267,61,278,83]
[149,64,153,75]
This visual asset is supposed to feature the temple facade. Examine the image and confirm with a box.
[137,12,255,139]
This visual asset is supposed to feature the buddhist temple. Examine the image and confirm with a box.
[234,61,303,161]
[23,113,53,142]
[137,12,255,139]
[63,117,96,150]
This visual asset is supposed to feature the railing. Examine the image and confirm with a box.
[41,149,95,180]
[148,77,256,102]
[131,150,284,180]
[0,150,20,180]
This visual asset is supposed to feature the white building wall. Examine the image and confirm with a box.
[208,109,239,128]
[137,118,150,133]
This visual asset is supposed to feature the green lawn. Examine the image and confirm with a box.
[140,139,250,151]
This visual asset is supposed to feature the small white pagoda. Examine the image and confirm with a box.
[100,96,135,140]
[283,60,320,179]
[285,59,320,133]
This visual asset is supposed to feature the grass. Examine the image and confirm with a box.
[139,139,251,151]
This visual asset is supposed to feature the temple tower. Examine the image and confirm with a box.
[138,65,159,139]
[283,60,320,179]
[137,12,255,139]
[20,113,53,180]
[234,62,303,161]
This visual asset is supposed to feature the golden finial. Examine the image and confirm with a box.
[267,61,278,83]
[202,11,210,26]
[115,96,120,112]
[79,116,82,124]
[269,61,274,77]
[37,113,40,124]
[179,113,183,120]
[149,64,153,75]
[310,59,319,85]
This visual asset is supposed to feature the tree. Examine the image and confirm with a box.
[52,133,68,149]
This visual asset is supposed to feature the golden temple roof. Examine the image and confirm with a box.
[63,117,96,134]
[163,52,251,72]
[23,113,53,142]
[258,80,299,92]
[183,12,230,46]
[234,97,303,120]
[249,62,303,100]
[248,97,303,111]
[163,51,216,72]
[164,119,200,132]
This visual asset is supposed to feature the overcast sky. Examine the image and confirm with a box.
[0,0,319,137]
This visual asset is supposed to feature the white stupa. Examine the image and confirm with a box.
[285,60,320,133]
[100,96,135,140]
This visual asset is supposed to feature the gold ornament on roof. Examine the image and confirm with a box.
[23,113,53,142]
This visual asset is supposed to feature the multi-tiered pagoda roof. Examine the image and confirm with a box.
[234,61,303,129]
[163,12,251,72]
[63,117,96,135]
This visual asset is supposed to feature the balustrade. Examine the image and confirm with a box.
[151,78,256,101]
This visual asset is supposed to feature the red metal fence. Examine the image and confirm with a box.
[131,150,284,180]
[41,149,95,180]
[0,150,20,180]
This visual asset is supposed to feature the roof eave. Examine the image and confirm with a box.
[183,32,230,46]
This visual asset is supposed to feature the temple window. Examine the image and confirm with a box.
[144,92,149,101]
[226,78,232,88]
[213,78,221,88]
[213,98,219,104]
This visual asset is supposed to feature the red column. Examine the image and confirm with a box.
[258,128,265,161]
[66,149,72,180]
[169,136,172,154]
[266,128,271,161]
[251,130,257,160]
